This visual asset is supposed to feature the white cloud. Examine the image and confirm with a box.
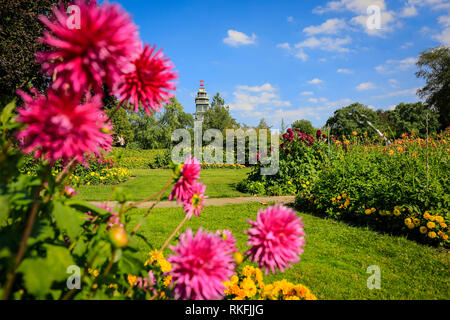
[277,42,291,51]
[373,88,419,99]
[263,98,354,125]
[294,48,309,61]
[337,68,353,74]
[295,36,352,53]
[308,98,319,103]
[313,0,398,36]
[303,18,348,36]
[313,0,387,14]
[401,0,450,15]
[277,43,309,61]
[230,84,291,112]
[236,83,276,92]
[434,28,450,46]
[301,91,314,96]
[401,42,414,49]
[434,15,450,46]
[223,30,257,47]
[350,11,397,36]
[399,6,418,18]
[356,82,377,91]
[308,78,323,85]
[438,15,450,27]
[375,57,417,74]
[287,16,294,23]
[389,79,399,88]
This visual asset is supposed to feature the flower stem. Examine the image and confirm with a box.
[159,214,189,253]
[131,178,173,234]
[1,167,50,300]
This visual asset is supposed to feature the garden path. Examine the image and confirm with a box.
[90,195,295,209]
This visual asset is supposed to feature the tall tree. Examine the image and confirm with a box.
[103,94,134,146]
[158,97,194,148]
[202,93,238,132]
[280,118,287,133]
[0,0,71,101]
[257,118,271,129]
[291,119,315,136]
[325,103,390,138]
[386,102,440,137]
[416,46,450,130]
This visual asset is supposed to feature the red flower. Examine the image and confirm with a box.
[17,89,112,164]
[115,44,178,114]
[37,0,140,94]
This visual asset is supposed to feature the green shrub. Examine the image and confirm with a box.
[296,130,449,247]
[240,128,329,196]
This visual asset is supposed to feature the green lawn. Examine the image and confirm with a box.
[75,168,251,201]
[126,202,450,300]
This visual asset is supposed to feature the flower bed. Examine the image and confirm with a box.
[295,130,450,247]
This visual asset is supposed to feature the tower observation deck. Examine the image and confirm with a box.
[194,80,209,121]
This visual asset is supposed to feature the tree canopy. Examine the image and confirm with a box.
[385,102,440,137]
[325,103,390,138]
[0,0,71,101]
[202,93,238,132]
[292,119,315,136]
[416,46,450,130]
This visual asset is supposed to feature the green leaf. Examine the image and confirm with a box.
[0,99,16,126]
[0,195,10,225]
[27,219,55,247]
[18,244,75,299]
[65,200,110,217]
[52,202,84,240]
[118,250,143,275]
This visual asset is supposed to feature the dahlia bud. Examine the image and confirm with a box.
[233,252,244,265]
[110,226,129,248]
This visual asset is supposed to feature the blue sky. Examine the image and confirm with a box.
[116,0,450,128]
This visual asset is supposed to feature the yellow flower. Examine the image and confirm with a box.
[302,184,307,189]
[242,265,256,278]
[352,131,358,136]
[428,231,437,239]
[337,196,342,200]
[440,222,447,228]
[164,275,172,287]
[427,222,435,229]
[365,209,371,215]
[370,207,376,213]
[404,218,412,226]
[128,274,138,287]
[331,197,336,202]
[241,278,257,298]
[393,209,401,216]
[413,218,420,226]
[435,216,444,223]
[420,226,428,234]
[407,223,415,229]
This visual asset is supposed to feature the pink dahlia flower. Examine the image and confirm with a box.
[216,229,238,253]
[17,89,113,164]
[115,44,178,114]
[183,182,207,219]
[168,228,235,300]
[245,204,306,274]
[169,156,201,203]
[37,0,140,94]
